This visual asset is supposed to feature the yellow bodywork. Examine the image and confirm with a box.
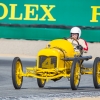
[18,39,92,81]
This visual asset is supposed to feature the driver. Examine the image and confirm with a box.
[67,27,88,53]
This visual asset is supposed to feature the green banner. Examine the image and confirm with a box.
[0,0,100,42]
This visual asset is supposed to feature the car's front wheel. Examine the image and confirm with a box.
[70,59,81,90]
[12,57,23,89]
[37,78,46,88]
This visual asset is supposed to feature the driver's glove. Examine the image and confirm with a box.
[76,45,83,50]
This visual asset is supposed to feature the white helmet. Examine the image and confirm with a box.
[70,27,81,38]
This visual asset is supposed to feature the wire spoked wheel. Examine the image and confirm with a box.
[93,57,100,89]
[12,57,23,89]
[70,59,81,90]
[37,78,46,88]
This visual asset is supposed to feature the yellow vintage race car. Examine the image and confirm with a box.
[12,39,100,90]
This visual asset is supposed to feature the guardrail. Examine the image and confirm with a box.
[0,23,100,42]
[0,23,100,30]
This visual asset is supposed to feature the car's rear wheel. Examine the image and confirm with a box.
[37,78,46,88]
[70,59,81,90]
[93,57,100,89]
[12,57,23,89]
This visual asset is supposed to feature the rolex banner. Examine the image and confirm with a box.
[0,0,100,42]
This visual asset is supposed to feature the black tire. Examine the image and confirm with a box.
[93,57,100,89]
[37,78,46,88]
[70,59,81,90]
[12,57,23,89]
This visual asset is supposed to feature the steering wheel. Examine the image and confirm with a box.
[64,37,80,45]
[71,37,80,45]
[71,38,83,55]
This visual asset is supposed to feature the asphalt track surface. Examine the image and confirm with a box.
[0,57,100,99]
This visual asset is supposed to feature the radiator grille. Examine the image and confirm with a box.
[39,56,57,69]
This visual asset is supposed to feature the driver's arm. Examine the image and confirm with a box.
[78,39,88,53]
